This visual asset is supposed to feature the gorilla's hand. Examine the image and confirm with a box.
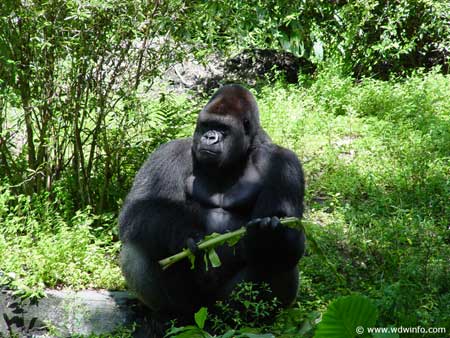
[246,216,281,233]
[244,215,304,269]
[186,237,201,256]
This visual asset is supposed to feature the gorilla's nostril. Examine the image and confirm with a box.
[203,131,220,144]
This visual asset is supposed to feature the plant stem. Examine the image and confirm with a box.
[158,217,302,270]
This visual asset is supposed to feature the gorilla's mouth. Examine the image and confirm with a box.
[199,149,221,157]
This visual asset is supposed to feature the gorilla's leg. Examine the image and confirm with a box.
[265,267,299,306]
[120,243,167,311]
[120,243,200,318]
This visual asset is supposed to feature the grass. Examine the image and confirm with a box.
[1,69,449,335]
[0,195,123,294]
[257,70,450,332]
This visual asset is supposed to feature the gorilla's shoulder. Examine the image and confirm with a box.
[131,138,193,197]
[252,143,303,185]
[273,144,301,166]
[151,138,193,159]
[141,138,192,169]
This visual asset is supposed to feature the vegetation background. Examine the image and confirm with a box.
[0,0,449,337]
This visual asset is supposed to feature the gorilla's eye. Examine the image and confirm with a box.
[243,119,251,134]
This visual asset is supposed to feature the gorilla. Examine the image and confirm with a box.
[119,84,305,320]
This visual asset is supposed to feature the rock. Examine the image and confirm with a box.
[0,288,143,337]
[224,49,315,85]
[158,48,316,95]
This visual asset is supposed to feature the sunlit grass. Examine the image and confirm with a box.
[258,70,449,329]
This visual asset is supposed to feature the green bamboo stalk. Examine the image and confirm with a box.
[158,217,302,270]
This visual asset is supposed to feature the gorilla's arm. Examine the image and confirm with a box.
[244,145,305,271]
[119,139,199,259]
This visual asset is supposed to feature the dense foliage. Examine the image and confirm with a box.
[183,0,449,78]
[1,0,449,337]
[0,0,195,212]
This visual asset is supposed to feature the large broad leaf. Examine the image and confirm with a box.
[164,325,211,338]
[194,307,208,330]
[235,334,275,338]
[314,295,378,338]
[372,333,400,338]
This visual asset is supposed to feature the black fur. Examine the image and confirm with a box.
[119,84,305,321]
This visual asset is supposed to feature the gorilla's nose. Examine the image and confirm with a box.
[202,130,221,145]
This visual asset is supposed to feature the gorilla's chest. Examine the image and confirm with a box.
[185,168,262,234]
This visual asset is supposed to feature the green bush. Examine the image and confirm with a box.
[0,185,123,296]
[181,0,449,78]
[0,0,195,212]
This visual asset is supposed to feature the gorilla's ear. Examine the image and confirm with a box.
[243,118,251,135]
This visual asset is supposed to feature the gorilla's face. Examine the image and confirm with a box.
[193,114,250,169]
[192,85,259,171]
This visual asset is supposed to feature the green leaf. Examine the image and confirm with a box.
[164,325,206,338]
[235,334,275,338]
[184,248,196,269]
[372,333,400,338]
[203,252,209,271]
[164,326,193,336]
[220,330,237,338]
[314,295,378,338]
[194,307,208,330]
[208,248,222,268]
[226,233,243,247]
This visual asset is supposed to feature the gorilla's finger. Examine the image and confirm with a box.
[246,218,261,228]
[186,237,199,255]
[270,216,280,229]
[260,217,271,228]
